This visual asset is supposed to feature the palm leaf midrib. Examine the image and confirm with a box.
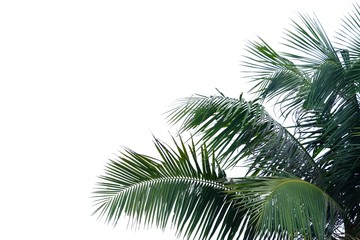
[96,175,226,197]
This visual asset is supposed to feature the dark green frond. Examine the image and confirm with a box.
[244,13,343,117]
[336,3,360,59]
[227,177,343,239]
[92,137,246,239]
[167,95,319,181]
[283,14,339,66]
[243,39,309,116]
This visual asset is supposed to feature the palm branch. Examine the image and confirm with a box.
[227,176,342,239]
[167,94,321,181]
[92,137,247,240]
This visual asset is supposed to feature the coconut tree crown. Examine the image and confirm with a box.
[93,5,360,239]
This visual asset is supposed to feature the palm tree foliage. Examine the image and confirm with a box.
[93,137,246,239]
[93,5,360,239]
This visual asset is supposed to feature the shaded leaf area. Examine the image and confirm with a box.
[226,177,342,240]
[92,137,248,240]
[167,95,320,181]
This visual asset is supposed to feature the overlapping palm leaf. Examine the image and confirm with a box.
[227,177,342,240]
[166,8,360,239]
[166,95,345,238]
[92,137,248,239]
[167,95,319,181]
[243,8,360,237]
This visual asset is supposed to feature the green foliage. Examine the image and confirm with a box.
[227,177,341,239]
[93,138,245,239]
[93,4,360,239]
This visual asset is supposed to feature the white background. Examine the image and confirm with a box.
[0,1,355,239]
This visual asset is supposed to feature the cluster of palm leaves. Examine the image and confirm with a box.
[93,5,360,240]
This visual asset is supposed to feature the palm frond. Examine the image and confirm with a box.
[243,39,310,117]
[92,137,247,240]
[336,3,360,59]
[282,13,339,67]
[243,13,344,118]
[227,176,343,239]
[167,95,320,181]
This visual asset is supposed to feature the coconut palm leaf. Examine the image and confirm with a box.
[92,137,248,240]
[283,14,339,66]
[243,39,310,118]
[226,176,342,239]
[167,94,321,181]
[243,14,346,119]
[337,3,360,59]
